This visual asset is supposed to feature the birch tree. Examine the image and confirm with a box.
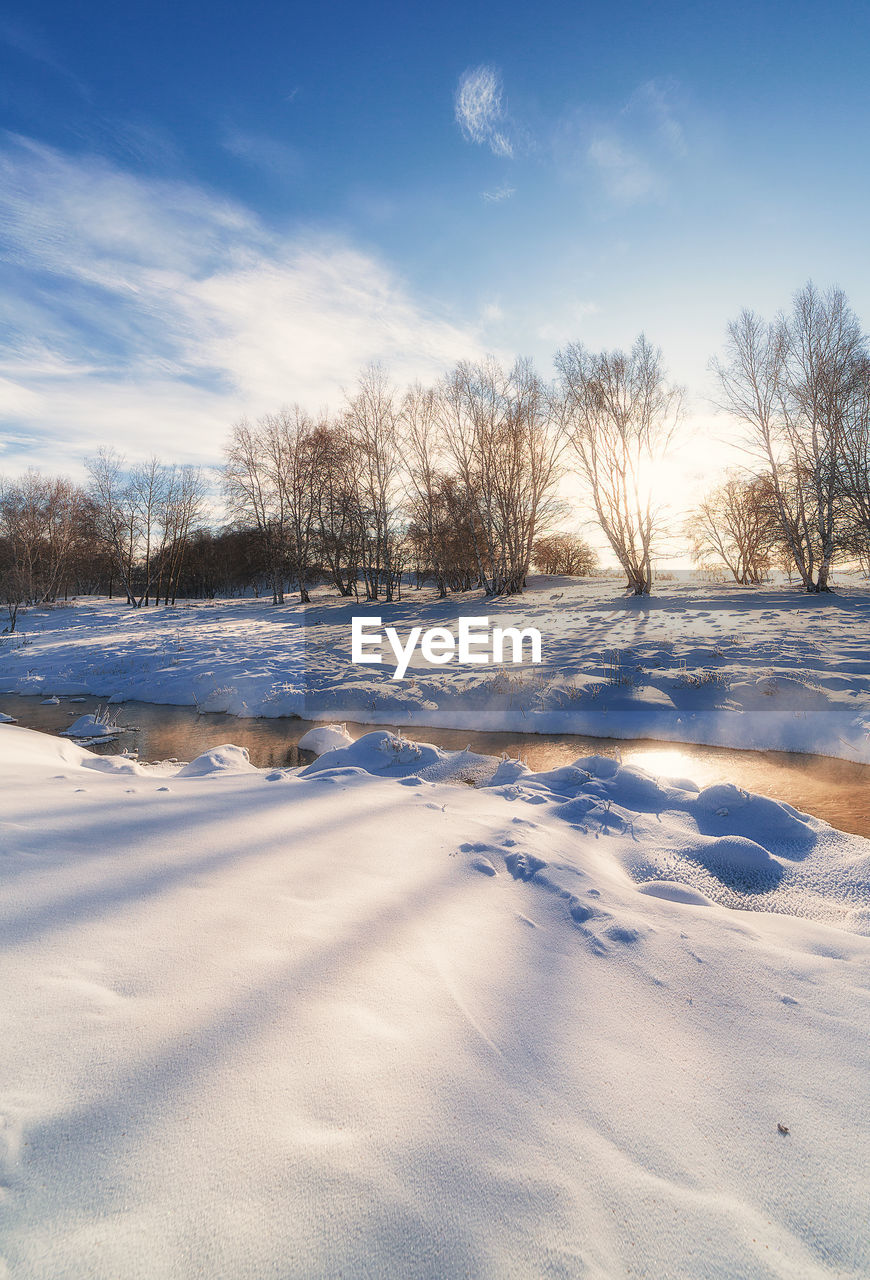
[556,335,682,595]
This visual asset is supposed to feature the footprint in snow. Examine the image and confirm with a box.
[470,856,498,877]
[503,851,548,881]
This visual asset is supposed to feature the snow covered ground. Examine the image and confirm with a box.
[2,576,870,760]
[1,721,869,1279]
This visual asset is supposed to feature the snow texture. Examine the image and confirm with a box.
[2,577,870,760]
[0,720,868,1279]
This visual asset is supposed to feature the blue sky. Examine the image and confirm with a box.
[1,0,870,488]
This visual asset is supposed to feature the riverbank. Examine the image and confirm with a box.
[2,578,869,761]
[5,691,870,838]
[1,721,869,1279]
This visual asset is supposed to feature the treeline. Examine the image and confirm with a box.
[2,281,870,623]
[0,453,206,624]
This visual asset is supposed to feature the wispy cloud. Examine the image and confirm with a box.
[481,182,515,203]
[454,65,513,158]
[0,137,482,474]
[0,15,90,98]
[553,78,691,207]
[221,127,305,181]
[623,80,687,158]
[586,134,663,204]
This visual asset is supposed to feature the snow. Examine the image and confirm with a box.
[175,743,258,777]
[1,720,869,1278]
[296,722,353,754]
[59,713,119,739]
[1,577,870,760]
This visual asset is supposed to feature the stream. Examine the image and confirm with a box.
[2,692,869,839]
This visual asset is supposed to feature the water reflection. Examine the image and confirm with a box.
[2,693,869,840]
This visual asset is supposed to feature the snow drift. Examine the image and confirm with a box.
[0,722,868,1279]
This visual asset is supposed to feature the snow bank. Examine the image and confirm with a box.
[0,722,143,774]
[2,580,870,760]
[175,744,257,776]
[296,723,353,755]
[1,726,869,1279]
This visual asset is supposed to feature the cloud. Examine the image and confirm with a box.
[221,127,305,181]
[0,136,483,475]
[553,78,690,207]
[623,80,687,158]
[0,15,90,98]
[454,65,513,158]
[586,134,663,204]
[481,183,515,203]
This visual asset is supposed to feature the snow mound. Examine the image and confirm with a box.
[637,880,714,906]
[59,714,118,739]
[301,730,500,786]
[302,730,447,778]
[0,723,143,774]
[175,744,257,776]
[297,723,354,755]
[692,783,814,849]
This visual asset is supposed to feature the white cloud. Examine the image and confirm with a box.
[552,78,690,208]
[454,65,513,158]
[481,183,515,203]
[624,80,687,158]
[0,136,483,476]
[221,127,305,180]
[586,134,663,205]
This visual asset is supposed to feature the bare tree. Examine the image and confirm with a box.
[838,357,870,569]
[312,422,365,598]
[154,466,206,605]
[713,283,867,591]
[557,335,682,595]
[345,366,403,601]
[402,382,450,596]
[0,471,89,604]
[438,358,565,595]
[685,472,777,584]
[533,532,598,577]
[224,419,288,604]
[86,449,143,605]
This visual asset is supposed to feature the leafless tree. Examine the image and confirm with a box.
[438,357,565,595]
[272,407,323,603]
[154,465,206,605]
[533,532,598,577]
[713,283,867,591]
[224,419,288,604]
[837,357,870,570]
[557,335,682,595]
[312,422,365,598]
[685,472,778,585]
[0,471,87,604]
[345,366,404,601]
[86,449,144,605]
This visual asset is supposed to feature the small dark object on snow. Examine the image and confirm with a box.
[777,1123,790,1136]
